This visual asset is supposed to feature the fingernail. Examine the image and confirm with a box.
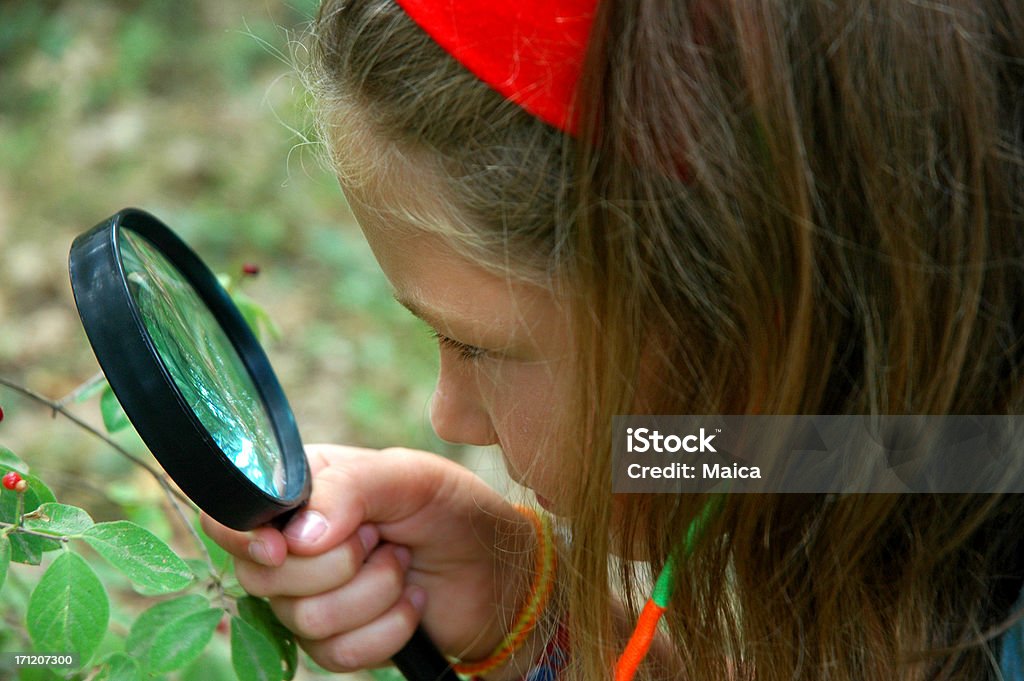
[284,510,327,544]
[248,539,273,566]
[394,545,412,570]
[407,585,427,613]
[357,524,379,555]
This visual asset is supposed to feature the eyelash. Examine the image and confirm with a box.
[430,329,487,361]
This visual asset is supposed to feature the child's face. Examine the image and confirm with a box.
[338,165,574,510]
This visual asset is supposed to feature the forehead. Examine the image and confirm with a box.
[333,125,564,329]
[329,108,557,280]
[331,114,574,355]
[349,184,563,346]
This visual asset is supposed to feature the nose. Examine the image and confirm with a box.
[429,354,498,446]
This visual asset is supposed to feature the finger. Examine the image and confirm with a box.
[199,512,288,567]
[236,525,380,598]
[304,444,338,478]
[282,445,466,556]
[298,584,427,673]
[271,543,412,639]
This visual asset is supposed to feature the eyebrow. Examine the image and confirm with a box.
[392,293,447,331]
[393,292,506,346]
[391,292,464,335]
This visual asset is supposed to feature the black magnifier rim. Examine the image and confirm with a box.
[69,207,309,531]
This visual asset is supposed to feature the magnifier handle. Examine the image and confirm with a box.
[392,626,460,681]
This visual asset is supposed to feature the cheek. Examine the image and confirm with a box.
[480,360,568,491]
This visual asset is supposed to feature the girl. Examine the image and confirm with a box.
[203,1,1024,679]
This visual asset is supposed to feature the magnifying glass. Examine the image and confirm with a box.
[69,207,459,681]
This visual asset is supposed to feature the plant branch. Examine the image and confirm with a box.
[54,370,105,408]
[0,375,227,591]
[166,484,224,599]
[0,521,70,543]
[0,376,191,507]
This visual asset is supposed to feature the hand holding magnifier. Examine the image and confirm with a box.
[69,208,458,681]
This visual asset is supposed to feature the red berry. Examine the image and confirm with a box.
[241,263,260,276]
[2,471,21,491]
[0,404,4,422]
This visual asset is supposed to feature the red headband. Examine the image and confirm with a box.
[393,0,597,134]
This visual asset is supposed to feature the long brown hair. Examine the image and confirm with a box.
[308,1,1024,679]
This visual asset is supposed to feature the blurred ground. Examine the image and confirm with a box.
[0,1,512,678]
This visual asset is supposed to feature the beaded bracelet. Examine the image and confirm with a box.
[454,505,557,676]
[473,618,568,681]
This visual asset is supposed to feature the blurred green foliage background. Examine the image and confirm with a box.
[0,0,508,550]
[0,2,514,678]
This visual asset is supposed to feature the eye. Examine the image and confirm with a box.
[430,329,487,361]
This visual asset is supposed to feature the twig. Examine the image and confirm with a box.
[0,378,231,567]
[166,483,226,602]
[53,370,105,409]
[0,375,224,580]
[0,522,71,543]
[0,376,191,507]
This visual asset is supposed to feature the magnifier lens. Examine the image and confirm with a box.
[118,229,286,498]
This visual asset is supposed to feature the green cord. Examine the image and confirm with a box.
[652,554,676,608]
[653,493,725,608]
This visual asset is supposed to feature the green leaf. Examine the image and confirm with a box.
[180,647,237,681]
[237,596,297,680]
[184,557,211,581]
[233,292,281,342]
[127,594,210,664]
[220,572,247,599]
[106,484,173,542]
[15,668,63,681]
[82,521,193,594]
[2,472,60,564]
[23,503,95,537]
[7,526,59,565]
[27,551,109,667]
[95,652,140,681]
[148,607,223,673]
[194,515,232,574]
[100,387,131,433]
[0,446,29,474]
[25,474,56,503]
[231,616,283,681]
[0,533,9,591]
